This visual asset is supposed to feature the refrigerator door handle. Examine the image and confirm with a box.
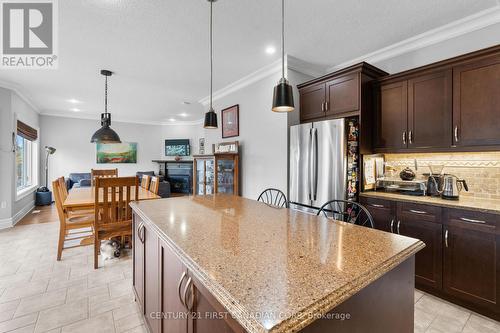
[312,128,319,201]
[308,128,313,201]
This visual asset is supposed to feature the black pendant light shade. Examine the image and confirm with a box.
[272,0,294,113]
[90,113,121,143]
[90,70,121,144]
[204,0,218,129]
[272,78,294,112]
[204,108,218,129]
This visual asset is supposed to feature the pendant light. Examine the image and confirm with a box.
[90,70,121,143]
[204,0,218,129]
[272,0,294,112]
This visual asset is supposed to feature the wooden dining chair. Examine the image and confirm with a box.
[141,175,151,190]
[93,176,139,269]
[150,176,160,195]
[53,179,94,261]
[91,168,118,186]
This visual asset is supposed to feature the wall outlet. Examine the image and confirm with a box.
[1,201,6,209]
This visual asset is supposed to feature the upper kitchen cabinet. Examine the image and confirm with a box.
[299,83,326,122]
[373,80,408,151]
[453,54,500,148]
[408,70,452,149]
[374,45,500,153]
[325,73,359,117]
[374,70,452,152]
[298,62,387,154]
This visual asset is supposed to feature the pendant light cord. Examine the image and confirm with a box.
[209,0,213,111]
[281,0,285,80]
[104,75,108,115]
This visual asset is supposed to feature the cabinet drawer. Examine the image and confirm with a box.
[445,208,498,233]
[360,197,393,210]
[398,202,442,223]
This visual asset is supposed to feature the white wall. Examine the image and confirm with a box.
[202,69,313,200]
[39,115,202,188]
[373,22,500,74]
[0,88,40,227]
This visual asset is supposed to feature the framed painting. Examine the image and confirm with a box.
[222,104,239,138]
[96,142,137,164]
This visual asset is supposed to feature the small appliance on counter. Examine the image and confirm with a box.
[375,178,427,196]
[441,175,468,200]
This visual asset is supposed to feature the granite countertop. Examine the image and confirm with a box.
[360,191,500,214]
[130,195,424,333]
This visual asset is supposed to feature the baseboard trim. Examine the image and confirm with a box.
[0,200,35,229]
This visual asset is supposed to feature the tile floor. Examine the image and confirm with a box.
[1,209,500,333]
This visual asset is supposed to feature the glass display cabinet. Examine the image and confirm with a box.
[193,142,239,196]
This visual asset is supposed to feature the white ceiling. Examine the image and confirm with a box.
[0,0,498,123]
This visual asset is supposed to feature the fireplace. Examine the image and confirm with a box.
[164,162,193,194]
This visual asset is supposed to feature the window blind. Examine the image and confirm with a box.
[17,120,37,141]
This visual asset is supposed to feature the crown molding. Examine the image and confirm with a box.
[327,6,500,72]
[199,55,325,106]
[0,80,41,113]
[40,111,204,126]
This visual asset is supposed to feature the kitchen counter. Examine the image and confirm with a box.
[360,191,500,214]
[130,195,424,333]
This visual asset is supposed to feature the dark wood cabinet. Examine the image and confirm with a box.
[408,70,452,149]
[374,81,408,150]
[299,83,326,122]
[359,197,396,233]
[133,216,145,312]
[397,203,443,290]
[298,63,387,155]
[144,225,161,333]
[443,209,499,312]
[325,74,359,117]
[453,54,500,148]
[160,240,189,333]
[374,45,500,152]
[360,194,500,320]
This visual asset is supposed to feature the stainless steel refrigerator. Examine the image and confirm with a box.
[289,118,349,211]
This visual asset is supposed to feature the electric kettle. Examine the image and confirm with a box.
[441,175,468,200]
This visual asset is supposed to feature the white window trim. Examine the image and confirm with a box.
[16,184,38,201]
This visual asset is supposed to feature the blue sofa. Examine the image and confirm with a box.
[66,173,91,190]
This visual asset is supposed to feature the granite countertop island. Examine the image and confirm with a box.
[130,195,425,333]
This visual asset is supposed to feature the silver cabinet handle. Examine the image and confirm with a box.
[371,204,384,208]
[390,219,394,233]
[402,131,407,145]
[184,278,195,312]
[321,102,325,112]
[409,130,413,144]
[183,277,193,311]
[397,220,401,234]
[445,229,449,248]
[454,126,459,143]
[409,209,427,214]
[177,271,187,307]
[325,101,329,111]
[460,217,486,224]
[137,222,145,243]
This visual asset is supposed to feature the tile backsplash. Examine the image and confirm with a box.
[384,152,500,200]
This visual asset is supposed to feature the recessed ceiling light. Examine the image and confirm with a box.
[70,108,80,112]
[169,118,176,122]
[182,101,191,105]
[67,98,81,104]
[179,113,188,118]
[265,46,276,55]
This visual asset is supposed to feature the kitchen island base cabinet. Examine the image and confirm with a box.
[133,214,417,333]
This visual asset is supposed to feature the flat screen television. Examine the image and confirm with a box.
[165,139,190,156]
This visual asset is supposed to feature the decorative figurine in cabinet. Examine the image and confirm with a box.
[193,141,239,196]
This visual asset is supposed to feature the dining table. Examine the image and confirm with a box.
[63,186,161,211]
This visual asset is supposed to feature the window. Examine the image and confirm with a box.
[15,121,38,198]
